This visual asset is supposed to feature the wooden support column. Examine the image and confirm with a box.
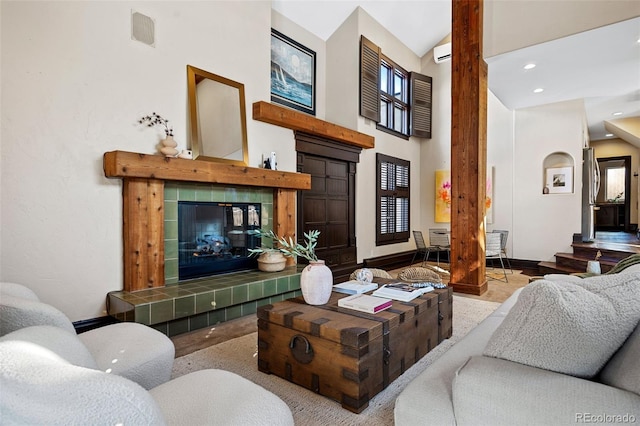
[274,188,297,267]
[449,0,488,295]
[122,178,165,291]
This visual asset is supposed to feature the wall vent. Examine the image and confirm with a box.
[131,11,155,47]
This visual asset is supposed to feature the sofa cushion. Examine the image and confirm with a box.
[0,282,40,301]
[453,356,640,426]
[0,325,97,369]
[599,324,640,396]
[0,294,76,337]
[484,272,640,378]
[0,338,164,425]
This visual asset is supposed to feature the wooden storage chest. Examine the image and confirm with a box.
[257,289,451,413]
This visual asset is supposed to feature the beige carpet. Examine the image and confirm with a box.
[172,295,501,426]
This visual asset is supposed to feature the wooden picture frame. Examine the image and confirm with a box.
[270,29,316,116]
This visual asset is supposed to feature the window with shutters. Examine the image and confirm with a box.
[360,35,432,139]
[376,153,410,245]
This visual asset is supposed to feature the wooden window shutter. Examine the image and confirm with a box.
[410,72,432,138]
[360,36,380,122]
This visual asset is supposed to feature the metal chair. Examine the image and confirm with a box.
[486,232,508,282]
[411,229,450,267]
[411,230,430,266]
[492,229,513,274]
[428,228,451,267]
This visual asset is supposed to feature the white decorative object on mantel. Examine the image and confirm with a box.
[160,136,178,157]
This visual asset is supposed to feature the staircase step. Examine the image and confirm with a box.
[554,252,616,272]
[538,261,581,275]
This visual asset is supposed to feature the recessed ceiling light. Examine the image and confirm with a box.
[523,63,536,70]
[612,111,623,116]
[606,133,614,137]
[533,88,544,93]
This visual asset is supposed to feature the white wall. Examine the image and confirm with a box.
[513,100,586,261]
[0,1,309,321]
[326,7,423,262]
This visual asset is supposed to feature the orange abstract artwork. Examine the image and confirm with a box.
[435,170,451,223]
[435,168,494,224]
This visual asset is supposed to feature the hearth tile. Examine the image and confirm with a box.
[233,284,249,304]
[289,274,301,290]
[190,312,209,330]
[257,298,271,308]
[248,282,263,299]
[195,290,216,313]
[168,317,189,337]
[214,288,232,307]
[150,300,174,324]
[134,304,151,325]
[263,279,278,297]
[208,309,226,324]
[175,295,195,318]
[276,277,289,293]
[226,304,242,321]
[151,322,168,335]
[242,301,257,315]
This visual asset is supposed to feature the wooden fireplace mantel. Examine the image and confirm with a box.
[104,150,311,292]
[252,101,375,149]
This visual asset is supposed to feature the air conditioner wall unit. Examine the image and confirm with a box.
[434,42,451,64]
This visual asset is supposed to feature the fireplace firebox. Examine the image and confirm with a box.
[178,202,262,280]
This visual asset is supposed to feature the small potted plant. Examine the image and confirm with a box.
[138,112,177,157]
[250,230,332,305]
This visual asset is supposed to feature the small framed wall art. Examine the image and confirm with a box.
[270,29,316,116]
[545,166,573,194]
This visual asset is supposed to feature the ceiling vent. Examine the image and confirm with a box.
[434,42,451,64]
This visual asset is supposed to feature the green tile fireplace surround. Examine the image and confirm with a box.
[107,181,301,337]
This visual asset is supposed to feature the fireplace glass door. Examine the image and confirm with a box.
[178,202,261,280]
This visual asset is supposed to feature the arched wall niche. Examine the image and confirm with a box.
[542,151,575,194]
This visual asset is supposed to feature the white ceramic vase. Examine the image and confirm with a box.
[300,260,333,305]
[257,251,287,272]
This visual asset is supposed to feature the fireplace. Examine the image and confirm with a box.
[178,201,262,280]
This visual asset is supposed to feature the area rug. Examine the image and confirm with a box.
[172,295,500,426]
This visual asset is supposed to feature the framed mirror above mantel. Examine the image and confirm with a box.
[187,65,249,165]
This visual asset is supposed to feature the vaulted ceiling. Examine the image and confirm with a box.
[272,1,640,145]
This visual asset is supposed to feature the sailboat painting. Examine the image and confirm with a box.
[271,29,316,115]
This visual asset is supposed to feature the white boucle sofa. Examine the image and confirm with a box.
[395,272,640,425]
[0,281,175,390]
[0,325,294,425]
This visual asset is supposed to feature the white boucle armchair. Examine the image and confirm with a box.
[0,282,174,389]
[0,326,294,425]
